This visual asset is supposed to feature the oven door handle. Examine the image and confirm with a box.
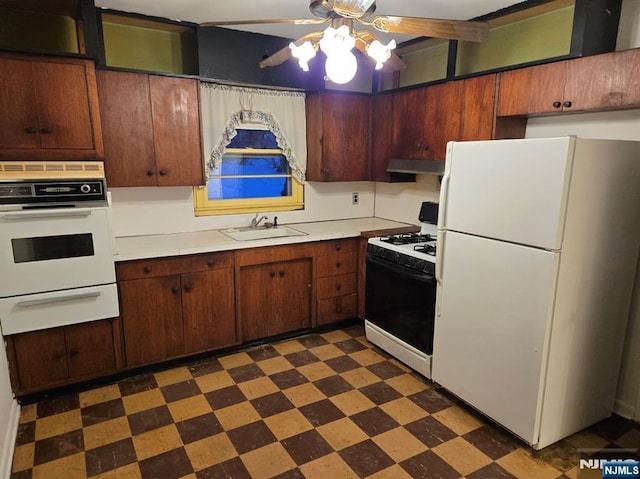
[16,291,101,308]
[1,209,93,220]
[366,255,435,283]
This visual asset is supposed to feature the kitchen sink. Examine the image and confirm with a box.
[221,225,307,241]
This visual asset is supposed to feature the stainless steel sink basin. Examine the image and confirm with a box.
[221,225,307,241]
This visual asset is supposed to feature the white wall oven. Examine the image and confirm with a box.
[0,162,119,335]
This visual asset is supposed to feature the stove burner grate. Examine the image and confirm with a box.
[380,233,435,245]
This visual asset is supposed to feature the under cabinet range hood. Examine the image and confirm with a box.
[386,158,445,176]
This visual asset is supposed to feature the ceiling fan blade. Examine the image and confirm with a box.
[364,16,489,42]
[201,18,328,28]
[259,32,324,69]
[354,31,406,72]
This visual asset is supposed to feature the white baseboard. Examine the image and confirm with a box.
[613,397,636,420]
[0,399,20,479]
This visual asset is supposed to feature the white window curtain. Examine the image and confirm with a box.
[200,83,307,183]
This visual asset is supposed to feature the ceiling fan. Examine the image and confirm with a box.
[202,0,490,84]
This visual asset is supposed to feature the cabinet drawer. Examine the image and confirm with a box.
[116,252,233,280]
[316,238,358,256]
[316,252,358,277]
[317,294,358,325]
[316,273,357,300]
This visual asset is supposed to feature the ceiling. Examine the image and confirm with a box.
[93,0,524,44]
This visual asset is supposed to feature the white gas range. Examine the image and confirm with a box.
[364,202,438,378]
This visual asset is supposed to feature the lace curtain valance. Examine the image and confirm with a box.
[200,83,307,183]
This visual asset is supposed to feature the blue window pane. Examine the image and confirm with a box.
[220,155,289,176]
[208,177,291,200]
[227,129,279,149]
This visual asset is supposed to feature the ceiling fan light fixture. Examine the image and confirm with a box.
[319,25,356,56]
[367,38,396,70]
[289,41,317,71]
[325,49,358,84]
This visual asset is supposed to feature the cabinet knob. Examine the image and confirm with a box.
[563,100,572,108]
[335,284,341,291]
[172,285,180,294]
[335,245,341,251]
[184,284,192,292]
[552,101,562,108]
[24,126,37,134]
[270,271,276,278]
[143,266,152,273]
[336,262,342,268]
[147,169,155,176]
[53,351,65,360]
[69,347,79,357]
[40,127,53,134]
[279,270,285,277]
[207,259,216,267]
[159,170,167,176]
[336,306,342,313]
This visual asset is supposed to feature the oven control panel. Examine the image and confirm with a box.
[0,179,107,206]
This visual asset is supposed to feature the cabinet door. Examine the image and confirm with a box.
[150,76,204,187]
[0,59,39,149]
[497,62,566,116]
[12,329,68,390]
[182,268,236,354]
[460,74,496,141]
[423,81,463,160]
[565,48,640,112]
[97,70,157,187]
[392,87,427,159]
[65,320,119,379]
[369,93,394,181]
[276,258,312,334]
[120,276,184,367]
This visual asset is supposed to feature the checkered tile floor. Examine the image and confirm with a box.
[11,324,640,479]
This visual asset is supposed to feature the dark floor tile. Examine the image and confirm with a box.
[281,429,333,465]
[344,325,365,338]
[160,379,202,403]
[251,391,295,418]
[350,408,399,437]
[408,387,453,414]
[313,375,353,397]
[272,468,305,479]
[205,385,247,410]
[127,405,174,436]
[324,355,361,373]
[268,369,309,390]
[466,462,517,479]
[15,421,35,446]
[36,394,80,418]
[284,350,320,367]
[339,439,395,477]
[400,450,461,479]
[334,338,367,354]
[246,345,281,362]
[299,399,346,427]
[139,447,193,479]
[118,373,158,397]
[176,413,224,445]
[588,415,638,442]
[227,363,265,383]
[532,438,582,472]
[10,470,32,479]
[359,381,403,405]
[33,429,84,465]
[297,335,330,349]
[366,361,406,380]
[405,416,458,448]
[81,398,126,427]
[196,457,252,479]
[226,420,277,454]
[85,437,137,476]
[189,358,224,378]
[463,425,520,460]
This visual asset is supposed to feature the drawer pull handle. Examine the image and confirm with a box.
[335,284,341,291]
[159,169,167,176]
[25,126,37,134]
[147,169,155,176]
[270,271,276,278]
[279,270,285,277]
[207,259,216,267]
[335,245,341,251]
[552,101,561,108]
[172,286,180,294]
[336,262,342,268]
[184,284,192,292]
[563,100,572,108]
[143,266,152,273]
[17,291,100,308]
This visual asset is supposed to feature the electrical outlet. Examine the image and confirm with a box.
[352,192,359,205]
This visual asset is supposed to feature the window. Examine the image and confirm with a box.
[194,127,304,216]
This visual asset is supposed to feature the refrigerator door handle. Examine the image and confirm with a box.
[435,229,445,317]
[437,143,453,230]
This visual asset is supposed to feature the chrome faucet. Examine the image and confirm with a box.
[250,214,268,229]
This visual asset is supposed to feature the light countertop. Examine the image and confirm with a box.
[114,217,414,262]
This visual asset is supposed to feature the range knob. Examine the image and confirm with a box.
[80,184,91,194]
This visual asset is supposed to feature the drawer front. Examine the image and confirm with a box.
[316,238,358,256]
[317,294,358,325]
[116,252,233,280]
[316,252,358,277]
[316,273,357,300]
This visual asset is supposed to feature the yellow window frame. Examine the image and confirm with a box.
[194,148,304,216]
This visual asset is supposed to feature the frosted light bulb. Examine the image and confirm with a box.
[289,41,316,71]
[325,50,358,84]
[367,39,396,70]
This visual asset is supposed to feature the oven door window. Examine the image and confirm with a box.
[12,234,95,263]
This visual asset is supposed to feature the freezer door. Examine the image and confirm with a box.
[439,137,574,250]
[432,231,559,445]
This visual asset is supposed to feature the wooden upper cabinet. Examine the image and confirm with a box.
[391,87,427,159]
[306,92,370,182]
[460,74,497,141]
[0,53,103,160]
[369,93,394,182]
[97,70,204,187]
[422,81,464,160]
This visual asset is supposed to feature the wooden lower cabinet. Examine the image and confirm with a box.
[116,252,237,368]
[6,318,122,395]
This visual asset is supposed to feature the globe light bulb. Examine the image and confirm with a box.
[325,50,358,84]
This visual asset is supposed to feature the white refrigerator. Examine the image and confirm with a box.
[432,136,640,449]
